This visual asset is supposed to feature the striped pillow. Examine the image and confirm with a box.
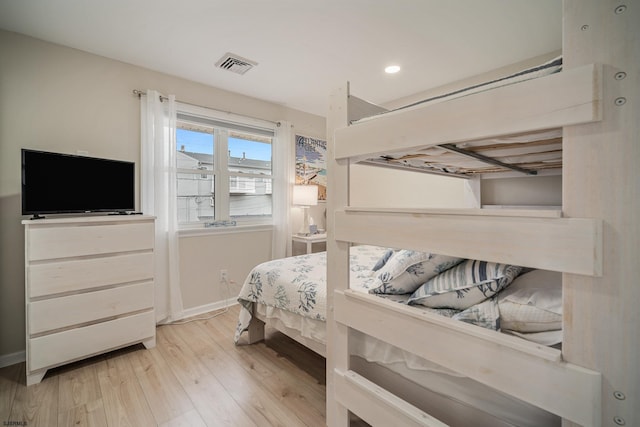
[408,260,521,310]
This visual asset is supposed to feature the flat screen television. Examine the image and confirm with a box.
[21,149,135,218]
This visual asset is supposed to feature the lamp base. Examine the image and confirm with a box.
[298,207,310,235]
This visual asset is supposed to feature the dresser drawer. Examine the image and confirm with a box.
[28,282,154,335]
[28,310,155,372]
[26,220,154,261]
[28,252,153,298]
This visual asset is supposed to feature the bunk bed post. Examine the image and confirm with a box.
[326,83,351,427]
[562,1,639,426]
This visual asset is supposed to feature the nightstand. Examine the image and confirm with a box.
[292,233,327,254]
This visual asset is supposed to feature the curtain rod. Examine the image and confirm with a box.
[132,89,280,126]
[133,89,168,102]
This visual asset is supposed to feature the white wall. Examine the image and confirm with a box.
[178,228,273,311]
[481,175,562,206]
[350,164,468,208]
[0,30,325,360]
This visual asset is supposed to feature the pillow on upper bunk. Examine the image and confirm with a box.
[498,269,562,333]
[407,260,521,310]
[370,250,463,295]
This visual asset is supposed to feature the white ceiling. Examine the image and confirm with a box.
[0,0,562,117]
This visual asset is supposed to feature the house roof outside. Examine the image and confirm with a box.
[179,150,271,173]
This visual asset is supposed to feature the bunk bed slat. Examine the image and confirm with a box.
[335,63,602,162]
[335,290,602,427]
[438,143,538,175]
[335,210,602,276]
[334,369,448,427]
[345,206,563,218]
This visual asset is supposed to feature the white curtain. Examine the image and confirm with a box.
[141,90,184,323]
[272,121,294,258]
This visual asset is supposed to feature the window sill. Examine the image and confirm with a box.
[178,223,274,238]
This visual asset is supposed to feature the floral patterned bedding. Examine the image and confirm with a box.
[234,246,562,346]
[234,245,387,343]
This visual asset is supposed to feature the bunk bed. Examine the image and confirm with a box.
[236,49,571,355]
[325,1,638,427]
[235,56,587,425]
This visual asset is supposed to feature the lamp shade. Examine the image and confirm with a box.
[292,184,318,206]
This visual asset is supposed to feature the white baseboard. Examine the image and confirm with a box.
[0,350,25,368]
[180,297,238,320]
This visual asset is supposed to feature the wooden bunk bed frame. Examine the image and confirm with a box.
[326,1,638,426]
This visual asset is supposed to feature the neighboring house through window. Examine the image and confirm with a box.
[176,104,275,227]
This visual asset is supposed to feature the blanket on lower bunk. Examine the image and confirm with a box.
[234,245,385,343]
[234,246,563,346]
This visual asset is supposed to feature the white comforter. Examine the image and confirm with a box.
[234,245,387,343]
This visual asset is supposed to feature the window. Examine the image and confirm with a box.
[175,105,275,227]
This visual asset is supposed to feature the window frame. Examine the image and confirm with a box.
[175,103,276,229]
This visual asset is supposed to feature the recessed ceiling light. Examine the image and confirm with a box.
[385,65,401,74]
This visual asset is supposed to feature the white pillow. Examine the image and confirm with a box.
[408,260,521,310]
[505,268,561,293]
[370,250,463,295]
[498,270,562,333]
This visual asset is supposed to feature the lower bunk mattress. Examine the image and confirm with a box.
[234,245,563,426]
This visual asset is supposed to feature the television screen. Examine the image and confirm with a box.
[21,149,135,217]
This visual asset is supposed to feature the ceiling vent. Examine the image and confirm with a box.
[215,52,258,75]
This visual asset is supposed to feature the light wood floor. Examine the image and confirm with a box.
[0,305,333,427]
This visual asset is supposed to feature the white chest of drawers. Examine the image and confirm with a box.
[23,215,156,385]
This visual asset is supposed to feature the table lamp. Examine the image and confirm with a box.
[293,184,318,235]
